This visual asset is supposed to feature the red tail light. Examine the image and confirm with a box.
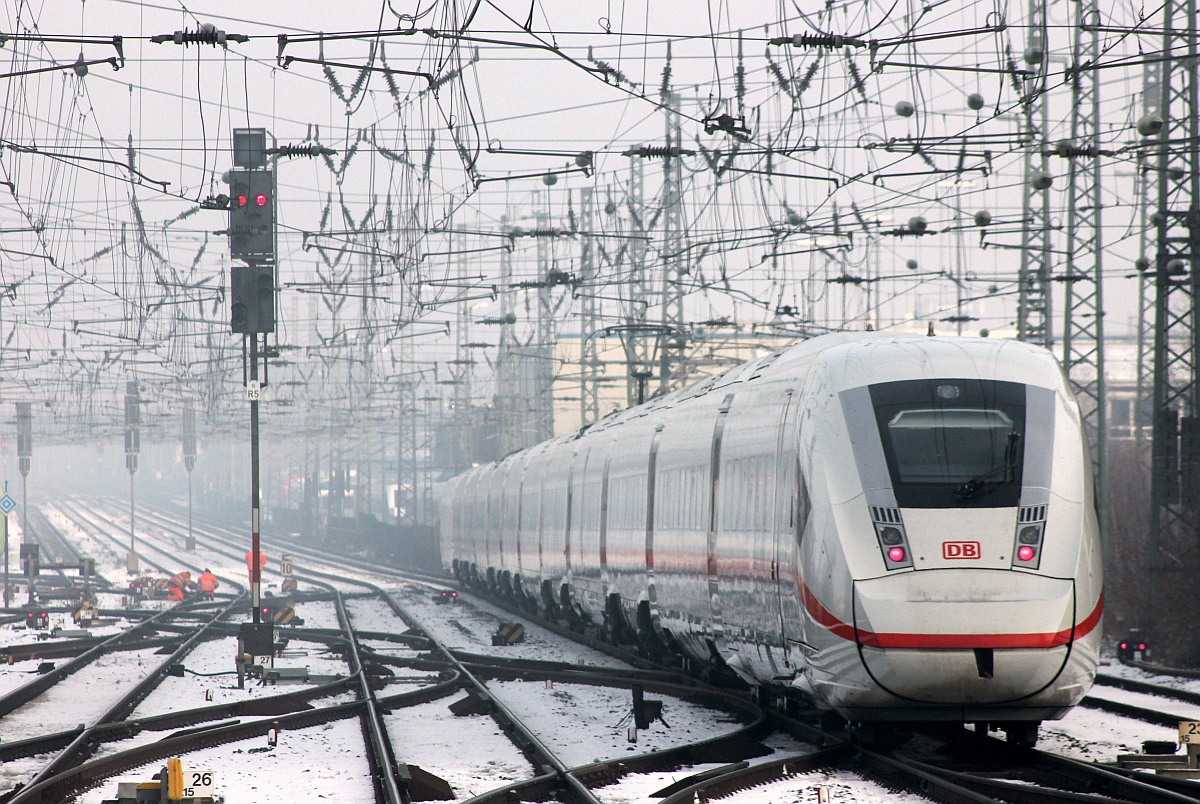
[1017,545,1036,562]
[887,546,906,562]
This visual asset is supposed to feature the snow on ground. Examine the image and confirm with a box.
[129,636,349,718]
[0,656,56,696]
[689,767,931,804]
[357,638,424,662]
[383,692,536,801]
[0,647,162,740]
[1086,683,1200,720]
[0,614,128,648]
[1099,660,1200,696]
[44,507,122,582]
[397,588,630,669]
[346,596,405,633]
[594,732,817,804]
[73,717,374,804]
[488,679,745,766]
[287,599,339,630]
[1039,704,1178,762]
[0,752,58,799]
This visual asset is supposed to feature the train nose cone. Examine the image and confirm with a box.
[852,569,1088,705]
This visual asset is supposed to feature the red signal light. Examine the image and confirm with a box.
[1139,643,1146,650]
[255,193,268,207]
[1017,545,1036,562]
[887,546,906,562]
[1120,642,1127,649]
[237,194,248,207]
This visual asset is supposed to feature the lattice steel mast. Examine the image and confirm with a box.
[578,188,601,426]
[1016,0,1053,348]
[1061,0,1107,538]
[1147,0,1200,661]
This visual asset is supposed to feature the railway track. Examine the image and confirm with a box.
[1073,669,1200,731]
[131,502,1200,803]
[12,499,1198,804]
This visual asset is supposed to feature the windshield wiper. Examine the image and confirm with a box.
[953,431,1021,501]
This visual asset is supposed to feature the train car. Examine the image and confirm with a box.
[440,333,1102,742]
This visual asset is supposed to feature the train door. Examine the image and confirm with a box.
[645,424,665,631]
[771,390,797,665]
[706,394,736,645]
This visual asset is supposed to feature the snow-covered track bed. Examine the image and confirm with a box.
[0,595,242,801]
[257,519,1200,804]
[99,501,1200,804]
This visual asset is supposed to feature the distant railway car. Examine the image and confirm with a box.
[440,334,1102,743]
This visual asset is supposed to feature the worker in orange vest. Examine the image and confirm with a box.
[245,550,267,584]
[196,569,219,599]
[166,571,191,602]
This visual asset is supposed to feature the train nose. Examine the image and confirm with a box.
[852,569,1087,705]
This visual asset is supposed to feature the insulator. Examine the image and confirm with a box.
[273,144,326,158]
[1053,141,1097,159]
[169,27,227,47]
[644,145,673,158]
[791,33,846,48]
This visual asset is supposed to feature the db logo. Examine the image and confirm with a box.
[942,541,981,560]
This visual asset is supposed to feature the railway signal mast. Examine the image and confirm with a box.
[227,128,276,628]
[16,403,33,601]
[1147,0,1200,663]
[124,382,140,573]
[182,407,197,551]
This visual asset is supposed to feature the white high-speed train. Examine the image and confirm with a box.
[440,334,1102,741]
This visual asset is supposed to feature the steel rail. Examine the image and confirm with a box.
[137,503,1196,804]
[1095,670,1200,705]
[10,593,247,799]
[81,502,410,804]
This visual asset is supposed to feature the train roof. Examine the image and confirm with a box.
[471,333,1066,475]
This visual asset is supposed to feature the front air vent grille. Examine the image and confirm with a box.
[870,506,902,525]
[1019,505,1047,524]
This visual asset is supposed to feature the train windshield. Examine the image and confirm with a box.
[869,379,1026,508]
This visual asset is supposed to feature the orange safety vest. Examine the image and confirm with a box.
[166,584,185,601]
[168,572,191,589]
[197,572,219,593]
[245,551,267,571]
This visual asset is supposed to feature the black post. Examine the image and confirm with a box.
[251,334,262,624]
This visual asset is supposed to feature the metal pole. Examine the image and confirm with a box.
[129,472,136,571]
[3,514,8,608]
[251,334,262,624]
[187,471,194,551]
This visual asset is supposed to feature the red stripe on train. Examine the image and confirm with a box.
[801,579,1103,650]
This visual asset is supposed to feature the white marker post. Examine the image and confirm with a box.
[1181,721,1200,769]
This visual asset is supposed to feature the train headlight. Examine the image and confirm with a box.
[1012,509,1045,569]
[872,508,913,570]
